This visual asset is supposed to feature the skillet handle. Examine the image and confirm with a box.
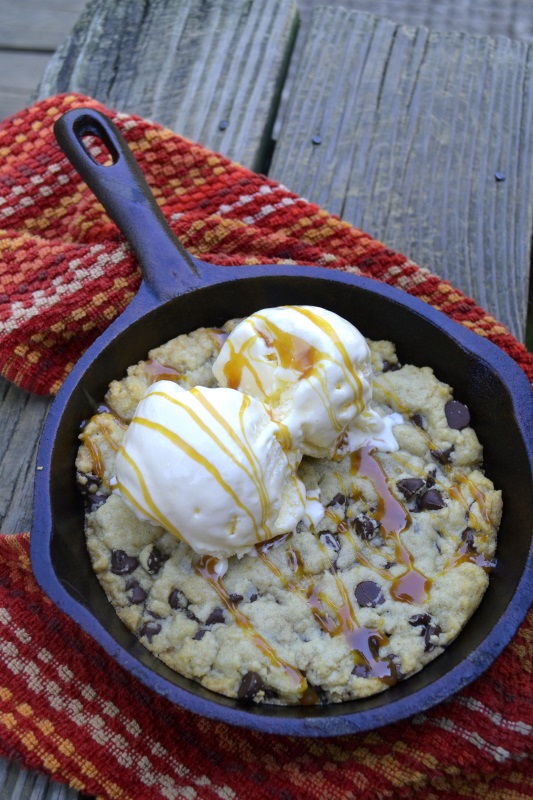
[54,107,202,300]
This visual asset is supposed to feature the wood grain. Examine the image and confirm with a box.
[0,0,87,50]
[37,0,298,172]
[270,8,533,341]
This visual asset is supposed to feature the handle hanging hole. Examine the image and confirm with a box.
[81,134,115,166]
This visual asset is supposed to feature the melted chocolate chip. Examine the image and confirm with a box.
[425,469,437,488]
[461,528,476,551]
[125,579,147,605]
[352,662,372,678]
[110,550,139,576]
[193,629,206,640]
[382,360,400,372]
[168,588,187,610]
[418,488,446,511]
[409,613,431,627]
[353,514,380,540]
[206,607,225,625]
[384,561,396,570]
[430,446,454,465]
[445,400,471,430]
[229,593,244,603]
[238,671,265,702]
[411,413,425,429]
[147,547,168,575]
[327,493,346,507]
[423,623,442,652]
[319,532,341,552]
[138,621,161,643]
[397,478,425,500]
[409,613,441,651]
[354,580,386,608]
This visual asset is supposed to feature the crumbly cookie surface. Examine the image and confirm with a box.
[77,323,501,705]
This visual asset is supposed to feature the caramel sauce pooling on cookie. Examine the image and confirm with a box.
[350,448,432,605]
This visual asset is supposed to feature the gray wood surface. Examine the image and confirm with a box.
[270,8,533,343]
[0,0,87,121]
[37,0,298,172]
[0,0,87,50]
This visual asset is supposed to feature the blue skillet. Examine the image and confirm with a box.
[30,107,533,736]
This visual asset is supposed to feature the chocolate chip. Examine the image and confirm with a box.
[396,478,425,500]
[445,400,471,430]
[352,662,371,678]
[418,488,446,511]
[430,446,454,465]
[423,623,442,652]
[185,609,199,621]
[138,621,161,643]
[229,593,244,603]
[319,532,341,551]
[354,580,386,608]
[111,550,139,576]
[206,607,225,625]
[425,469,437,488]
[147,547,168,574]
[384,561,396,570]
[168,588,187,610]
[409,613,431,627]
[353,514,380,540]
[125,579,147,605]
[382,360,400,372]
[238,671,265,701]
[461,528,476,550]
[193,629,207,640]
[249,593,258,603]
[327,493,345,507]
[411,413,425,429]
[409,614,441,652]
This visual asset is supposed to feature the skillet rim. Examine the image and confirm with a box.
[30,263,533,737]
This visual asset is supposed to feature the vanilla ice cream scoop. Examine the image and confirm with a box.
[111,381,323,558]
[213,305,391,458]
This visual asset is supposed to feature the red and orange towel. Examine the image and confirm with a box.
[0,94,531,799]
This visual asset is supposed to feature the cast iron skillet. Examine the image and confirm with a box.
[31,108,533,736]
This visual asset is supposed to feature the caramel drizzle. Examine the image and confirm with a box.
[143,358,182,385]
[221,307,367,439]
[195,555,306,691]
[442,536,495,571]
[206,328,229,350]
[350,448,432,605]
[256,534,396,684]
[449,474,491,527]
[79,411,127,483]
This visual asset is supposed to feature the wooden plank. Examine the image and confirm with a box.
[0,0,88,51]
[0,379,51,534]
[37,0,299,172]
[0,52,52,121]
[0,756,79,800]
[270,9,533,342]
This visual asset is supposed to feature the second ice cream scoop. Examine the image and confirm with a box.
[213,305,375,458]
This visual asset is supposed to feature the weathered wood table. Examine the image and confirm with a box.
[1,1,533,797]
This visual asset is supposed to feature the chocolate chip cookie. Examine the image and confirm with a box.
[77,324,501,705]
